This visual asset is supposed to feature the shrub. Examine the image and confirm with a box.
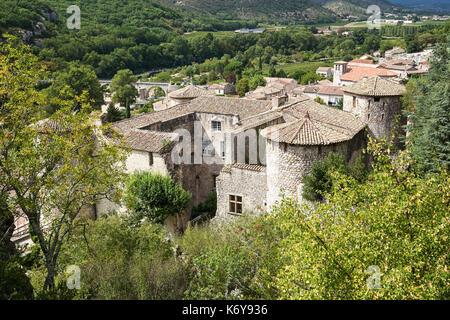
[124,172,192,226]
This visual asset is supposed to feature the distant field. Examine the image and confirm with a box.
[183,30,235,39]
[263,61,334,75]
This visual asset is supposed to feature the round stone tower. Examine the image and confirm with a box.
[342,77,406,142]
[261,99,366,207]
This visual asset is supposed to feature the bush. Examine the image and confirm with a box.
[57,216,190,300]
[302,153,367,202]
[191,192,217,220]
[124,172,192,226]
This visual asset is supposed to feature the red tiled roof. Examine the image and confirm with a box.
[340,66,397,82]
[317,86,344,96]
[350,59,374,64]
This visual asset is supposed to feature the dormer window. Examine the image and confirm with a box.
[212,121,222,132]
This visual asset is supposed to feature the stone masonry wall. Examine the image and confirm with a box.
[216,166,267,217]
[343,94,404,141]
[266,132,365,207]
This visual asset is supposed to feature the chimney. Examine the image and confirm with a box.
[272,95,286,109]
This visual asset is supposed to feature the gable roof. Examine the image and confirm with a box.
[349,59,374,65]
[340,66,397,82]
[261,99,365,146]
[168,85,214,99]
[342,77,406,97]
[124,129,179,153]
[188,96,272,119]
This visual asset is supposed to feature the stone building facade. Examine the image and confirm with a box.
[99,77,405,226]
[343,77,406,141]
[216,164,267,217]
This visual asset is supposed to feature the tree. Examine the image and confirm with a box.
[302,153,367,202]
[271,141,449,299]
[226,73,236,85]
[362,35,381,53]
[300,71,322,85]
[336,98,343,110]
[57,216,189,299]
[110,69,138,118]
[236,78,250,97]
[106,103,123,123]
[0,37,128,292]
[0,193,33,299]
[124,172,192,229]
[43,62,105,114]
[406,36,450,172]
[249,75,266,91]
[405,34,421,53]
[268,65,277,77]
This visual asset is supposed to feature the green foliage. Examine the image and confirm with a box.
[110,69,138,111]
[124,172,192,225]
[179,214,283,300]
[57,216,189,299]
[249,75,266,91]
[106,103,123,123]
[236,78,250,97]
[191,192,217,220]
[406,36,450,173]
[271,142,449,299]
[0,36,128,291]
[43,62,104,114]
[336,98,343,110]
[300,71,323,85]
[314,96,326,105]
[302,153,367,202]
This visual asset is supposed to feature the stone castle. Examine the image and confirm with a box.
[11,75,407,244]
[96,76,406,229]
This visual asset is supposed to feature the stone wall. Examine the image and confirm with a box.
[265,131,365,207]
[343,94,405,142]
[216,165,267,217]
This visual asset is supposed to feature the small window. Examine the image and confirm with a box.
[212,121,222,132]
[149,152,154,166]
[352,96,356,108]
[368,113,370,120]
[229,195,243,215]
[374,97,380,102]
[381,113,384,120]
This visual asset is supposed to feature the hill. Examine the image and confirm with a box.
[389,0,450,12]
[156,0,336,22]
[156,0,397,22]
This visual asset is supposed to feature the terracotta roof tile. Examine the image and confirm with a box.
[343,76,406,97]
[261,99,365,145]
[168,85,214,99]
[124,129,179,153]
[340,66,397,82]
[350,59,374,64]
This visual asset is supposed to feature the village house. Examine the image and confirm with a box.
[315,67,333,78]
[11,75,406,240]
[208,83,236,95]
[333,60,397,86]
[97,76,404,226]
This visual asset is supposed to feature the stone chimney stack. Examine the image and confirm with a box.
[272,95,287,109]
